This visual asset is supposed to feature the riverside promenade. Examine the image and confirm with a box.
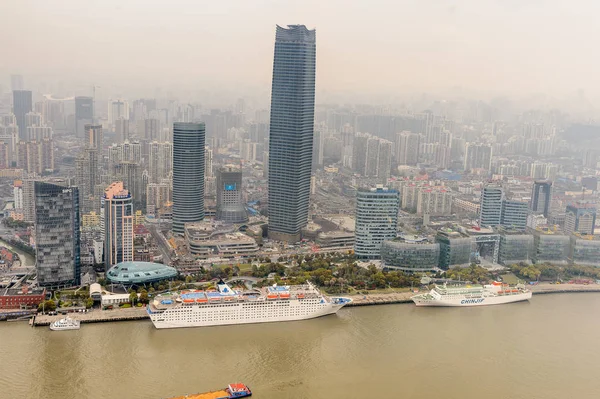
[33,306,149,326]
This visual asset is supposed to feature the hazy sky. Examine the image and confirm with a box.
[1,0,599,103]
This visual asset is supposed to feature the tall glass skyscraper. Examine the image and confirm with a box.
[12,90,32,141]
[172,122,205,235]
[102,181,134,269]
[216,165,248,223]
[267,25,316,243]
[34,180,81,288]
[354,186,400,259]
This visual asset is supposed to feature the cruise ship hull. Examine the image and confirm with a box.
[412,291,532,307]
[148,300,350,329]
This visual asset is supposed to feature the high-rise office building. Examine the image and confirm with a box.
[464,143,492,171]
[146,182,171,216]
[75,97,94,138]
[531,180,552,217]
[353,133,370,175]
[565,202,596,235]
[365,136,380,177]
[13,90,32,141]
[267,25,316,243]
[148,141,172,183]
[172,122,205,235]
[354,186,400,259]
[115,118,130,142]
[377,139,393,182]
[144,119,160,141]
[34,181,80,287]
[395,131,420,166]
[501,199,529,230]
[205,146,213,178]
[85,124,103,150]
[216,165,248,223]
[102,182,134,268]
[108,99,129,127]
[479,185,503,227]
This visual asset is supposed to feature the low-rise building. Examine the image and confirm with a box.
[381,235,440,272]
[436,228,472,269]
[569,234,600,266]
[0,286,46,309]
[531,226,570,265]
[498,229,534,265]
[315,231,355,249]
[185,222,259,259]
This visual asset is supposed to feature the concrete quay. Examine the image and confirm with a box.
[33,307,149,326]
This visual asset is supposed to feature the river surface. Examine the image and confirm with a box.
[1,294,600,399]
[0,238,35,267]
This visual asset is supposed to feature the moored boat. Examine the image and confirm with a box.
[49,316,81,331]
[166,382,252,399]
[411,282,532,307]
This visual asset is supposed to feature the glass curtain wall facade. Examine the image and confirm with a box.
[354,187,399,259]
[216,166,248,223]
[172,122,205,235]
[381,239,440,272]
[268,25,316,243]
[498,234,534,265]
[34,181,81,287]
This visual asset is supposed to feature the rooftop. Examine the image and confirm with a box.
[106,261,177,284]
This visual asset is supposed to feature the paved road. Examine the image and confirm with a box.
[148,224,173,265]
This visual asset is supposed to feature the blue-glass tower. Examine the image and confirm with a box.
[268,25,316,243]
[172,122,205,235]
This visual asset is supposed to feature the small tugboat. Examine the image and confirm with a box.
[49,316,81,331]
[167,383,252,399]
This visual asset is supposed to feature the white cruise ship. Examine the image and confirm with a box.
[49,316,81,331]
[411,282,532,307]
[147,280,352,329]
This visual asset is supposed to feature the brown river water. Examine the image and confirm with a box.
[1,294,599,399]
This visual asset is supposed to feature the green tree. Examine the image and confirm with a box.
[139,289,149,304]
[85,298,94,309]
[38,300,56,313]
[129,292,138,305]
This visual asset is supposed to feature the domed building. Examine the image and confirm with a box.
[106,261,178,286]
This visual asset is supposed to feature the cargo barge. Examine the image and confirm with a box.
[166,383,252,399]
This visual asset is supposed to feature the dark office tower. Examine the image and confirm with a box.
[75,96,94,138]
[267,25,316,243]
[531,180,552,218]
[13,90,32,141]
[34,181,81,288]
[172,122,205,235]
[216,165,248,223]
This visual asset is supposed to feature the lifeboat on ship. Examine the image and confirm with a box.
[267,294,279,300]
[183,299,195,304]
[196,298,208,303]
[296,293,305,299]
[279,292,290,299]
